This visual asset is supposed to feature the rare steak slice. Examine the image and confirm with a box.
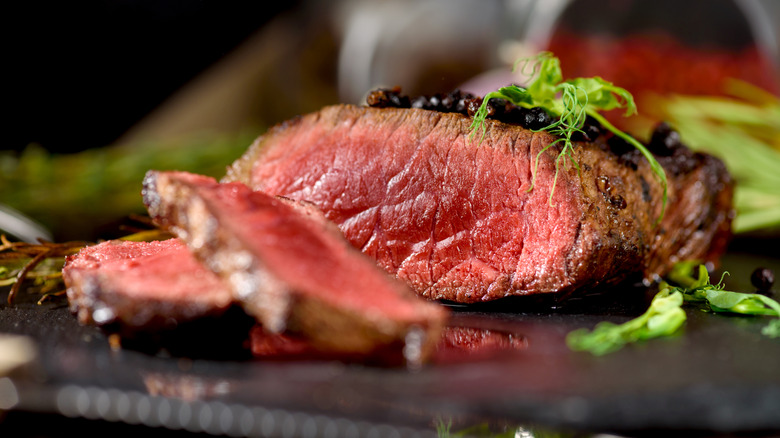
[223,104,734,303]
[63,239,235,336]
[142,170,448,364]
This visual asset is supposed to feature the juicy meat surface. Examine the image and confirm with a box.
[142,170,448,363]
[63,239,234,333]
[224,104,734,303]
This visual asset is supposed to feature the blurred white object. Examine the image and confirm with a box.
[336,0,779,102]
[336,0,504,104]
[0,204,52,244]
[0,335,37,379]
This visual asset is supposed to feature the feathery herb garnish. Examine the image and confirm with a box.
[469,52,668,220]
[567,261,780,355]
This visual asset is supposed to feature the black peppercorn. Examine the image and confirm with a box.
[750,267,775,293]
[572,119,601,142]
[366,87,410,108]
[648,122,682,156]
[466,98,483,117]
[524,107,553,130]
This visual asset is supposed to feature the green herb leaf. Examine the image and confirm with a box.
[568,262,780,354]
[704,290,779,316]
[671,263,780,338]
[670,262,780,319]
[524,52,562,102]
[468,52,668,221]
[566,286,686,355]
[567,76,636,115]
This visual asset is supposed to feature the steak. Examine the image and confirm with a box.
[63,239,235,337]
[223,104,734,303]
[142,170,448,363]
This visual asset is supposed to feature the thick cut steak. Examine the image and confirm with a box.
[224,105,734,303]
[142,171,448,363]
[63,239,234,334]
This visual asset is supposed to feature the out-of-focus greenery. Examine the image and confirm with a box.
[0,130,258,241]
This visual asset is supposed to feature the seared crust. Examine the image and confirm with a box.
[224,105,734,303]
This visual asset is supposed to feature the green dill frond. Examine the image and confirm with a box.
[468,53,668,222]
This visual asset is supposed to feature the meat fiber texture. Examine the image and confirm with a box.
[63,239,234,335]
[224,105,734,303]
[142,170,448,363]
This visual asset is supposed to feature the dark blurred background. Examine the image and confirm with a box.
[5,1,301,154]
[5,0,780,154]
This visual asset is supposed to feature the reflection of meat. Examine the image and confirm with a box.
[143,171,448,364]
[144,372,232,402]
[225,105,734,303]
[248,325,417,366]
[63,239,233,334]
[249,325,314,358]
[433,326,528,364]
[249,324,528,365]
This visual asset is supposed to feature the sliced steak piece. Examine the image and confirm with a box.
[223,104,734,303]
[63,239,236,338]
[142,170,448,364]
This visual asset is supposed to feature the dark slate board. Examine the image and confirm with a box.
[1,241,778,437]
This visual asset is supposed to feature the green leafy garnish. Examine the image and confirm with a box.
[668,261,780,338]
[567,262,780,355]
[469,52,668,221]
[566,284,686,356]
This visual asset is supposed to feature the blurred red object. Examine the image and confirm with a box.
[548,30,779,97]
[537,0,780,131]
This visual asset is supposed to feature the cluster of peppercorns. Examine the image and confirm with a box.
[367,86,629,147]
[366,87,479,115]
[366,87,598,134]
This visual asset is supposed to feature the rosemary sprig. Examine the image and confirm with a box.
[469,52,668,221]
[0,234,90,305]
